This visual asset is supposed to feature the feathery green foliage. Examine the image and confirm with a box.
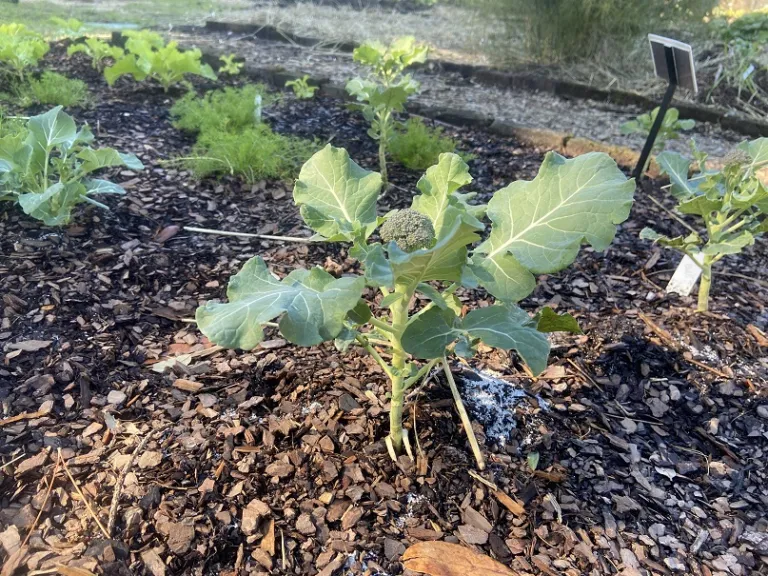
[0,106,143,225]
[642,138,768,312]
[195,145,635,452]
[172,86,314,184]
[68,37,125,71]
[187,125,317,184]
[390,117,473,171]
[170,85,271,134]
[14,71,89,107]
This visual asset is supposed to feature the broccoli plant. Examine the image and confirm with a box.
[346,37,428,188]
[105,30,217,92]
[195,145,634,453]
[0,23,49,83]
[620,107,695,170]
[642,138,768,312]
[50,17,85,37]
[219,54,243,76]
[285,75,318,99]
[0,106,144,225]
[68,37,125,72]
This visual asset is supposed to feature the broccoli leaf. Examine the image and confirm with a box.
[293,145,382,241]
[196,256,365,349]
[657,151,697,199]
[535,307,582,334]
[474,151,634,302]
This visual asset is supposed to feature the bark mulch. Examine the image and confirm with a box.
[1,46,767,576]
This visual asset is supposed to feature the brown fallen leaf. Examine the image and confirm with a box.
[493,490,525,516]
[747,324,768,347]
[57,566,98,576]
[402,541,517,576]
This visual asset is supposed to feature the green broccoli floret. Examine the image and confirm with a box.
[380,208,435,252]
[723,148,751,168]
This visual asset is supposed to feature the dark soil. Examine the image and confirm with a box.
[1,45,767,576]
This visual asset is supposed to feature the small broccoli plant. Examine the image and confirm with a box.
[621,107,695,171]
[219,54,243,76]
[642,138,768,312]
[346,37,428,188]
[0,106,144,225]
[68,38,125,71]
[195,145,634,454]
[0,23,50,84]
[285,75,317,99]
[105,30,217,92]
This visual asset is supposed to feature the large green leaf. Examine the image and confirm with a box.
[657,151,696,199]
[474,151,634,302]
[196,256,365,349]
[293,145,381,241]
[411,153,481,237]
[401,304,552,374]
[18,181,85,226]
[77,148,144,174]
[350,242,394,287]
[27,106,77,151]
[702,231,754,256]
[738,137,768,172]
[462,305,550,375]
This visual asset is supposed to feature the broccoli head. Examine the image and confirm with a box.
[380,208,435,252]
[723,148,751,169]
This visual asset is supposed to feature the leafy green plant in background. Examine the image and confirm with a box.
[218,53,243,76]
[620,107,695,170]
[171,85,314,184]
[390,117,474,171]
[11,71,89,107]
[50,17,85,37]
[0,23,49,83]
[105,30,216,92]
[710,11,768,104]
[0,106,143,225]
[346,36,428,188]
[285,75,318,99]
[641,138,768,312]
[68,37,125,72]
[195,146,634,453]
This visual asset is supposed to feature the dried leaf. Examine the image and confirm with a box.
[57,566,98,576]
[9,339,52,352]
[402,541,518,575]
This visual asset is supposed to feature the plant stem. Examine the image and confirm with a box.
[378,137,388,190]
[184,226,316,243]
[697,259,713,313]
[369,316,395,334]
[354,334,394,381]
[387,289,410,453]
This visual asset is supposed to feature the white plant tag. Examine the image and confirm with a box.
[666,253,704,296]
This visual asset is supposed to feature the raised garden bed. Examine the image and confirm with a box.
[1,42,767,576]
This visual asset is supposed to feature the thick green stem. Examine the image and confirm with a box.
[697,260,713,313]
[387,289,410,453]
[378,136,388,190]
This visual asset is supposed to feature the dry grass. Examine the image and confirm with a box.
[230,1,512,65]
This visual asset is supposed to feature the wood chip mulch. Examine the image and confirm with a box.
[1,45,767,576]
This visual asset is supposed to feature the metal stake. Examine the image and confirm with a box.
[633,46,678,180]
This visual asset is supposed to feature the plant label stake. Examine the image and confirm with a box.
[633,35,697,180]
[666,252,704,297]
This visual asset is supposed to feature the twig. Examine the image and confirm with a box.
[59,448,110,538]
[468,469,498,491]
[0,409,47,428]
[21,451,61,549]
[442,359,486,471]
[107,431,155,537]
[647,195,698,236]
[184,226,316,244]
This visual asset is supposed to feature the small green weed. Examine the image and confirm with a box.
[285,75,317,99]
[219,54,243,75]
[185,125,317,184]
[171,85,272,134]
[390,117,473,171]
